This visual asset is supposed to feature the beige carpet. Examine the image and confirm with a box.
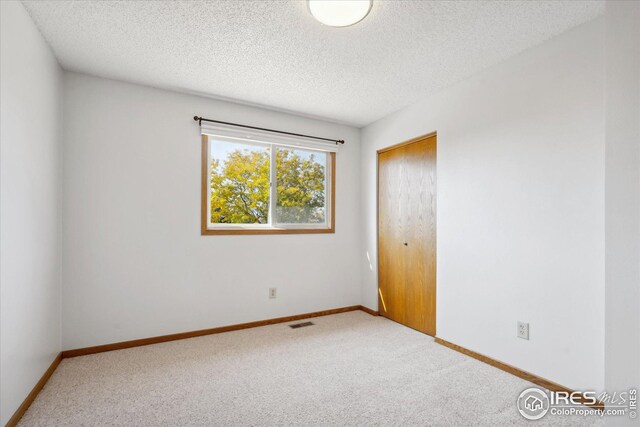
[19,311,599,426]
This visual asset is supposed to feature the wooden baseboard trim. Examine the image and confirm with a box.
[63,305,374,358]
[358,305,379,316]
[7,305,378,426]
[434,337,604,410]
[6,352,62,427]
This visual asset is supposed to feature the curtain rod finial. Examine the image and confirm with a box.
[193,114,343,145]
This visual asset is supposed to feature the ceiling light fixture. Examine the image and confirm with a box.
[308,0,373,28]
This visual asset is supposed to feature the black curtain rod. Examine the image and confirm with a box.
[193,116,345,145]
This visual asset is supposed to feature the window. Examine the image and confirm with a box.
[201,134,335,235]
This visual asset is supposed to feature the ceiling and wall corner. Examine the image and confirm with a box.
[359,17,606,392]
[4,1,637,422]
[22,0,604,127]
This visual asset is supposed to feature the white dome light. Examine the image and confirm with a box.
[308,0,373,28]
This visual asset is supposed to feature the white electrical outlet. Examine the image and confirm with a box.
[269,287,277,299]
[517,321,529,340]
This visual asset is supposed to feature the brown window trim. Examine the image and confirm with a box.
[201,134,336,235]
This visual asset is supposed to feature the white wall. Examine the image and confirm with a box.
[0,1,63,424]
[1,3,627,421]
[604,0,640,415]
[360,19,605,391]
[62,73,362,349]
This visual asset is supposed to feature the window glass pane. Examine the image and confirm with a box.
[209,139,270,224]
[275,147,327,224]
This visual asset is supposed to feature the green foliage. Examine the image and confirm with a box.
[210,150,270,224]
[210,147,326,224]
[276,149,326,224]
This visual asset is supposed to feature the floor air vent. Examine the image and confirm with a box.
[289,321,314,329]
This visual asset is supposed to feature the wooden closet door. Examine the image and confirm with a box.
[378,135,436,336]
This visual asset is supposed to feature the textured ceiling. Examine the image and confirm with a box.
[23,0,603,126]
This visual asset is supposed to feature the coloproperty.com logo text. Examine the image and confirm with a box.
[517,387,637,420]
